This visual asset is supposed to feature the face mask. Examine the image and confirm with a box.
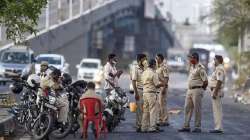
[190,59,196,65]
[112,60,117,65]
[155,59,160,68]
[142,60,148,68]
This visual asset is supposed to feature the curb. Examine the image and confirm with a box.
[0,109,15,136]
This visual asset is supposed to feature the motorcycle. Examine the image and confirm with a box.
[49,80,87,139]
[103,87,129,132]
[9,78,39,135]
[32,80,87,140]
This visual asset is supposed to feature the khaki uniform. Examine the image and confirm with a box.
[141,68,159,131]
[50,79,69,123]
[156,62,169,124]
[184,63,207,128]
[209,64,225,131]
[40,77,69,123]
[131,65,144,129]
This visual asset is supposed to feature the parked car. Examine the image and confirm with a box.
[35,54,70,74]
[0,46,35,84]
[76,58,103,82]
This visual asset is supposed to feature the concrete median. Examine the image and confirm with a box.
[0,108,15,137]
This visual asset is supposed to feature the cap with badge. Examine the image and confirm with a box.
[41,61,49,66]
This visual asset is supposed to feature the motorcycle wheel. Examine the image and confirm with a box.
[32,112,53,140]
[25,118,35,136]
[49,114,73,139]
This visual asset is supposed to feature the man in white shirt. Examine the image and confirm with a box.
[104,54,123,95]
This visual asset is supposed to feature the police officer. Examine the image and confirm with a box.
[209,55,225,134]
[131,54,147,132]
[39,61,50,78]
[141,59,165,133]
[155,54,170,126]
[47,69,69,129]
[178,52,208,133]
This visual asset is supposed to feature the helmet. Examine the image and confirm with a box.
[10,82,23,94]
[27,74,41,87]
[62,73,72,86]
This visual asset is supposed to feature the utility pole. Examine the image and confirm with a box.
[45,2,50,30]
[69,0,73,19]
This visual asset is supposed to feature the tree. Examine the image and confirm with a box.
[212,0,250,87]
[0,0,47,43]
[212,0,250,52]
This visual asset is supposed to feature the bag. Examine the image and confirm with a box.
[129,102,137,113]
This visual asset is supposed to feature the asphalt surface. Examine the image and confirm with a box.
[1,73,250,140]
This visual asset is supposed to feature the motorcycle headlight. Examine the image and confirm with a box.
[49,96,56,104]
[110,89,116,95]
[109,94,116,101]
[122,97,128,104]
[117,96,122,103]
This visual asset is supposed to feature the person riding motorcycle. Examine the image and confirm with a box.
[40,68,69,129]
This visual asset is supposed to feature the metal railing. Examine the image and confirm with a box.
[0,0,112,48]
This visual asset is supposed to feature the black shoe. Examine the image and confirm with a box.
[121,117,126,121]
[192,128,202,133]
[178,128,191,132]
[159,122,170,127]
[136,128,142,133]
[156,123,161,127]
[156,127,164,132]
[148,130,159,133]
[141,130,148,133]
[209,130,224,134]
[57,122,65,133]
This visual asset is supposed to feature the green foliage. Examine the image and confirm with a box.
[212,0,250,47]
[235,52,250,87]
[0,0,47,43]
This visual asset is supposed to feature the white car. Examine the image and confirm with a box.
[35,54,70,74]
[76,58,103,82]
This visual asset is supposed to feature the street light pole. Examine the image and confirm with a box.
[69,0,73,19]
[58,0,62,23]
[80,0,83,15]
[45,2,50,30]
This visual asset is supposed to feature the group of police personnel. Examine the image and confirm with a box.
[35,51,226,135]
[128,52,226,134]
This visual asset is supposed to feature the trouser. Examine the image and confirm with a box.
[184,88,203,128]
[158,89,169,123]
[136,89,143,129]
[141,92,157,131]
[57,94,69,123]
[211,90,223,130]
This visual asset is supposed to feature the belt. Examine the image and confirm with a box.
[138,88,143,90]
[210,87,222,91]
[189,86,203,90]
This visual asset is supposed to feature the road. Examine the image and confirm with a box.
[2,72,250,140]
